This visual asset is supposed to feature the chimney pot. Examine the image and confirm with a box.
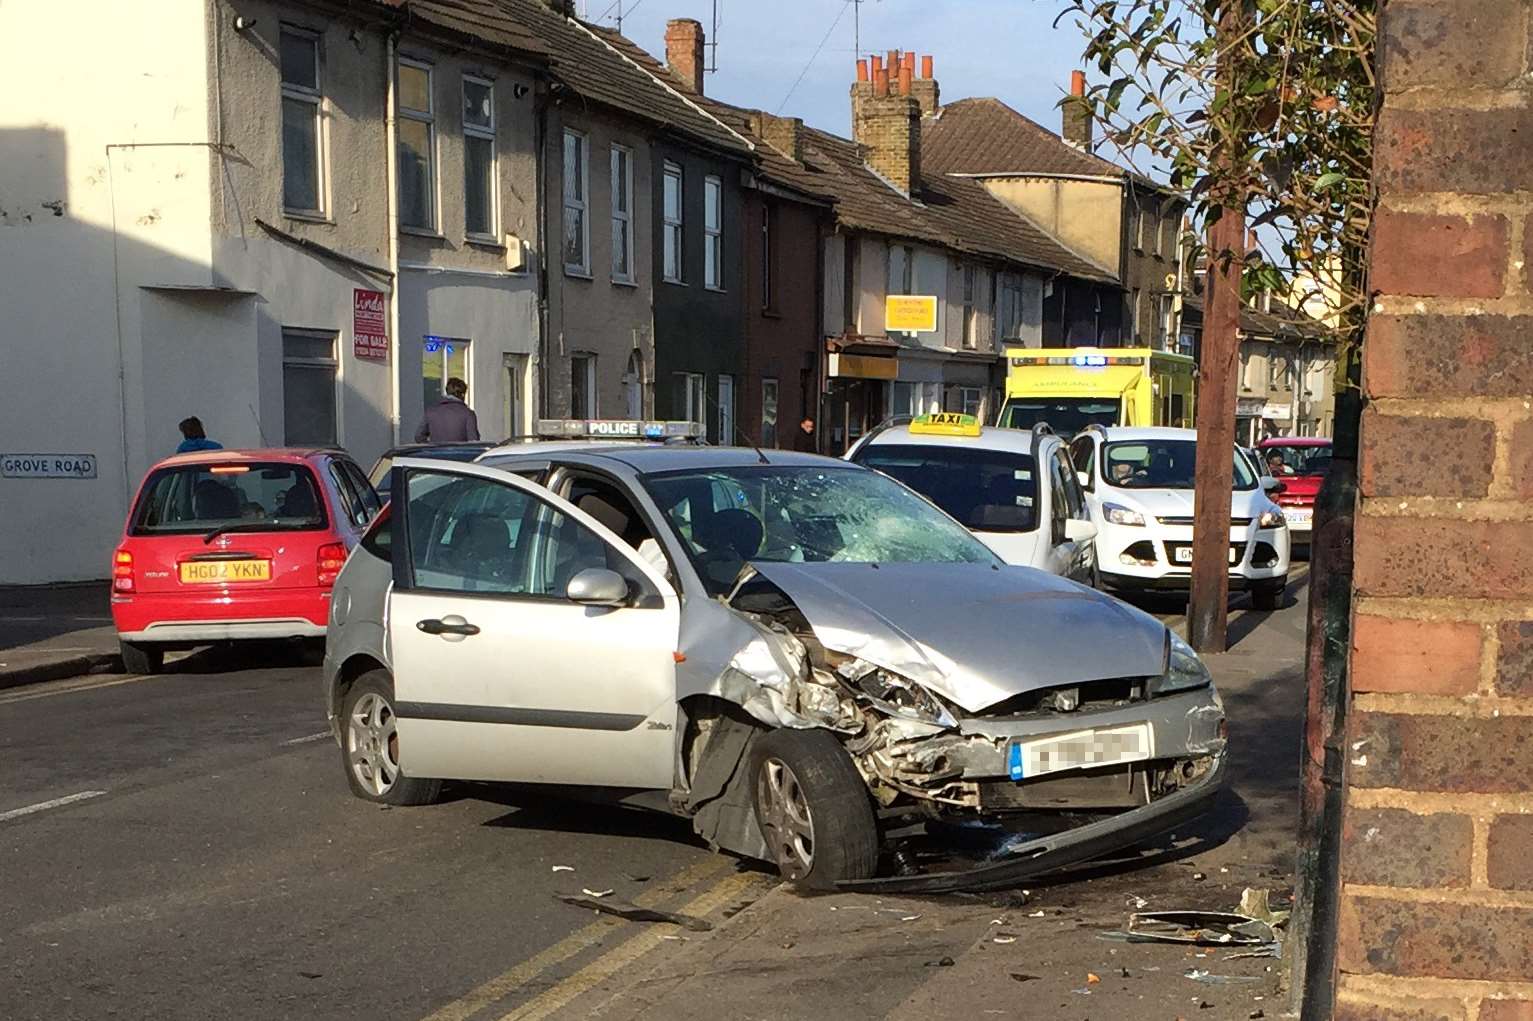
[870,54,883,74]
[921,55,933,79]
[856,59,868,82]
[1062,71,1092,149]
[901,52,915,74]
[886,49,899,71]
[873,67,889,97]
[665,18,706,95]
[898,63,913,96]
[1071,69,1086,97]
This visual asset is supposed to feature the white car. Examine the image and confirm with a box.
[1065,426,1291,610]
[846,415,1099,585]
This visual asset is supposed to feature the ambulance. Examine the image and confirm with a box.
[996,347,1197,436]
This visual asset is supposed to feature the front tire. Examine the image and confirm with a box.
[340,671,442,806]
[1251,578,1287,611]
[750,728,879,890]
[119,640,163,675]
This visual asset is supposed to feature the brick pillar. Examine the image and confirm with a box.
[750,111,804,163]
[665,18,704,95]
[1338,0,1533,1015]
[852,92,920,195]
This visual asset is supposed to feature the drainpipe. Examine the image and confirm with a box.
[385,30,403,444]
[535,80,551,419]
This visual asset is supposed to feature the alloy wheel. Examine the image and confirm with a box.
[757,757,815,879]
[348,692,401,797]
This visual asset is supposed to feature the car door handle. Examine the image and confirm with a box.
[416,617,480,637]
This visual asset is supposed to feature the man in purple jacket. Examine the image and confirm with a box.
[416,377,480,442]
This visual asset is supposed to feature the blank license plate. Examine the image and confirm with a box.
[1008,723,1152,781]
[1285,509,1313,523]
[179,559,270,584]
[1173,546,1237,564]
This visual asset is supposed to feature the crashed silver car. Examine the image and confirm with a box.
[323,444,1227,891]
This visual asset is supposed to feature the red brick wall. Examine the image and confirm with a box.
[1339,0,1533,1015]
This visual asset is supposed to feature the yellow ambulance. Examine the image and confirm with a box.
[996,347,1197,435]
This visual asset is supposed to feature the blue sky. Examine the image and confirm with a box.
[588,0,1092,139]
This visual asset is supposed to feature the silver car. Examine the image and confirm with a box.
[322,444,1227,891]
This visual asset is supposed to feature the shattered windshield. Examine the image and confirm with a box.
[642,464,999,595]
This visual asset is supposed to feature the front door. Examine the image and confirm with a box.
[386,460,679,789]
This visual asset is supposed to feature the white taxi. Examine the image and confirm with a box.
[1066,426,1291,609]
[847,414,1098,585]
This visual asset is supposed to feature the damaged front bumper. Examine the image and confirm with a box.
[840,746,1228,894]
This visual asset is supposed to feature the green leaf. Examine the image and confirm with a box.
[1312,172,1346,191]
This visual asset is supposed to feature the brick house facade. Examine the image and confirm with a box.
[1331,0,1533,1015]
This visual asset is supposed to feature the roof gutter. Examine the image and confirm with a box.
[946,170,1127,186]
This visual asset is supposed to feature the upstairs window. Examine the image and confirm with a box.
[961,265,978,349]
[280,28,323,214]
[462,77,495,238]
[704,174,723,289]
[663,163,684,283]
[397,60,436,231]
[562,131,589,274]
[610,145,633,282]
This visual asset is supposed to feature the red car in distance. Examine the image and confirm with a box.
[1256,437,1332,546]
[110,448,381,673]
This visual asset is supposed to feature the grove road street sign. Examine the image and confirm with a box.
[2,453,98,479]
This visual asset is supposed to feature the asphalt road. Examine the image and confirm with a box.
[0,570,1309,1020]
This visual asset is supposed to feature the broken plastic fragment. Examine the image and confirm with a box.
[551,865,574,873]
[581,888,614,898]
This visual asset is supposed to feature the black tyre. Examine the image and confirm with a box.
[339,671,442,806]
[120,640,163,675]
[750,728,879,890]
[1251,578,1287,611]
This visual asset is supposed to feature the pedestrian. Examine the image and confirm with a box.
[176,417,223,453]
[792,417,817,454]
[1265,450,1292,477]
[416,377,480,443]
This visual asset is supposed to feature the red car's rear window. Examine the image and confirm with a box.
[131,462,328,537]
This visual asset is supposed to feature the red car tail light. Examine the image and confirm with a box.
[317,542,347,587]
[112,550,135,593]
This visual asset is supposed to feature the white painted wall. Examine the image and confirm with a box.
[0,0,214,583]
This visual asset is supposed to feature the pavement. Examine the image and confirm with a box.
[0,567,1308,1020]
[0,583,119,689]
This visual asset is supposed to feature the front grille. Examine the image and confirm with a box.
[1157,516,1252,527]
[983,677,1147,719]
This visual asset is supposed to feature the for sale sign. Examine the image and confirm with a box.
[353,289,389,361]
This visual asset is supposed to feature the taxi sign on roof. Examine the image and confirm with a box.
[535,419,702,441]
[908,413,981,437]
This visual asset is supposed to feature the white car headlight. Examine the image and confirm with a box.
[1103,502,1146,527]
[1151,630,1213,695]
[1257,509,1287,530]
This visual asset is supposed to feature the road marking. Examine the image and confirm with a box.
[0,790,107,823]
[419,856,732,1021]
[495,870,765,1021]
[282,731,332,746]
[0,673,156,706]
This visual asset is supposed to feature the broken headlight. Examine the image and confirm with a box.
[837,660,956,727]
[1150,630,1213,696]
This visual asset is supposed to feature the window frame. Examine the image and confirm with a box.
[609,144,634,283]
[703,174,723,290]
[1130,287,1142,341]
[676,372,705,427]
[281,328,340,446]
[397,57,438,232]
[662,162,684,284]
[562,129,591,275]
[279,25,325,217]
[761,202,775,311]
[570,352,596,418]
[761,377,779,448]
[961,264,978,350]
[717,374,735,444]
[461,74,497,240]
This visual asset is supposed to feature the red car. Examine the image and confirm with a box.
[1256,437,1332,544]
[110,448,381,673]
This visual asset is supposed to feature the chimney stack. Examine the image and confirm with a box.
[665,19,705,95]
[851,50,924,195]
[1062,69,1092,150]
[751,111,805,163]
[910,55,939,117]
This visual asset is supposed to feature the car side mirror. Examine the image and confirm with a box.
[1064,519,1098,543]
[1076,470,1092,490]
[1261,476,1286,495]
[566,567,631,607]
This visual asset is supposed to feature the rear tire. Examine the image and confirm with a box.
[119,640,163,675]
[340,671,442,806]
[1251,578,1287,611]
[750,728,879,890]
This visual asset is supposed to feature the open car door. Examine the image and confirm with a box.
[385,458,680,790]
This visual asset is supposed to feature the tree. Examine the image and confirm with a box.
[1058,0,1376,341]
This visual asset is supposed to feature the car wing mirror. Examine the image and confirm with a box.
[1261,475,1286,495]
[1064,518,1098,543]
[566,567,631,607]
[1076,470,1092,490]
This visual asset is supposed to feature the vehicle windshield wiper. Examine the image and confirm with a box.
[202,522,281,545]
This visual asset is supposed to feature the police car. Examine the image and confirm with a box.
[1065,426,1291,609]
[845,414,1099,584]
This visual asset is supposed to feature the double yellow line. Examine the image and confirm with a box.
[422,858,769,1021]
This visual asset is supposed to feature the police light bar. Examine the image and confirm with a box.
[908,412,982,438]
[534,419,703,441]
